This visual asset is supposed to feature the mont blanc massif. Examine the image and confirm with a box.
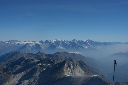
[0,39,128,85]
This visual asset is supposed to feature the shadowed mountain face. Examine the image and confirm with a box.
[0,51,110,85]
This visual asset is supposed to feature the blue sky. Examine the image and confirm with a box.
[0,0,128,42]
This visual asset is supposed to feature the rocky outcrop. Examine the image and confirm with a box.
[0,51,110,85]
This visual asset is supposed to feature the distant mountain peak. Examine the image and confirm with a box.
[0,39,127,57]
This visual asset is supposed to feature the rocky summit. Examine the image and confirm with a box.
[0,51,111,85]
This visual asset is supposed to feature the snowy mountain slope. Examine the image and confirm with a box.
[0,39,126,56]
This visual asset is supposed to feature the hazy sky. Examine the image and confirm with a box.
[0,0,128,42]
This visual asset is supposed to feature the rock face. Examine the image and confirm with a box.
[0,51,110,85]
[64,59,85,76]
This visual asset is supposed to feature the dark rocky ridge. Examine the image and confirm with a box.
[0,51,111,85]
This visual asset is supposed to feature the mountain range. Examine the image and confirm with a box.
[0,39,127,56]
[0,39,128,84]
